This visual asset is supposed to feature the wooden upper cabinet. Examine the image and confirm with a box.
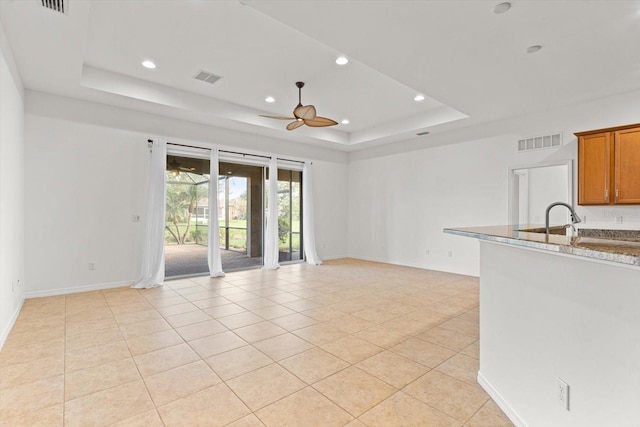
[615,127,640,204]
[576,123,640,205]
[578,131,611,204]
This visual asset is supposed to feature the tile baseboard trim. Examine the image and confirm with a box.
[25,280,133,299]
[477,371,527,427]
[0,294,25,351]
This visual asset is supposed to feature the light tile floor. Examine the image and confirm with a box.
[0,259,514,426]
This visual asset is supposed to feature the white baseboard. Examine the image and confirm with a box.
[0,294,25,351]
[477,371,528,427]
[319,254,348,261]
[25,280,132,299]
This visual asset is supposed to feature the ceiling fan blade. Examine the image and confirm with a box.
[303,116,339,127]
[293,105,317,120]
[260,114,296,120]
[286,120,305,131]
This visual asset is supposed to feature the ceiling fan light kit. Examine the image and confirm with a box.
[260,81,338,131]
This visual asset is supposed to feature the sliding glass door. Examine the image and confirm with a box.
[164,155,211,277]
[267,168,303,262]
[164,154,304,277]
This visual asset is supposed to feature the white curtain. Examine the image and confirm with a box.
[302,161,323,265]
[132,140,167,288]
[208,148,225,277]
[263,156,280,270]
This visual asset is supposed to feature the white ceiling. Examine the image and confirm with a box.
[2,0,639,152]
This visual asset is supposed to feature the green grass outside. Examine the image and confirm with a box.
[165,219,300,252]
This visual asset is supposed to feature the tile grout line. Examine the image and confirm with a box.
[105,287,167,427]
[3,262,497,426]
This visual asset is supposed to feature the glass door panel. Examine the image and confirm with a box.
[273,168,303,262]
[218,162,264,271]
[220,176,248,253]
[164,155,211,277]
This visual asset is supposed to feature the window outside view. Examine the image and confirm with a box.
[164,155,303,277]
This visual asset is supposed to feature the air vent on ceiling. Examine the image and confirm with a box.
[193,70,222,85]
[517,132,562,152]
[41,0,67,14]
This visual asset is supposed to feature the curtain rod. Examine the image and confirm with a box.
[148,140,305,165]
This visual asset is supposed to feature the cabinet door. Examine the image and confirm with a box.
[614,127,640,204]
[578,132,611,205]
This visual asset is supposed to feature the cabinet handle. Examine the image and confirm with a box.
[605,189,609,201]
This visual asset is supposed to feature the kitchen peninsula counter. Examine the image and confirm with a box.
[445,224,640,427]
[444,225,640,267]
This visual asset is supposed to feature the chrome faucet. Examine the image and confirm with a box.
[545,202,581,235]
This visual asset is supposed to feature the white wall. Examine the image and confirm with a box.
[24,92,348,296]
[0,22,25,348]
[311,160,349,260]
[24,115,149,295]
[348,135,512,276]
[527,165,569,224]
[348,89,640,276]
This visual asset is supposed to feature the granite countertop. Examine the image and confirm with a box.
[443,225,640,267]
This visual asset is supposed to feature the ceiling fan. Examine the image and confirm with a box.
[167,156,195,176]
[260,81,338,131]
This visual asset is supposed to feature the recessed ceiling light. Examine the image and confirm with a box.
[335,56,349,65]
[526,45,542,54]
[493,2,511,14]
[414,94,425,102]
[341,119,350,124]
[265,96,275,103]
[141,60,156,69]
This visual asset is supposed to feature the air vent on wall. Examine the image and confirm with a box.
[41,0,67,14]
[517,132,562,152]
[193,70,222,85]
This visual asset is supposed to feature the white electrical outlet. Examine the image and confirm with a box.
[582,215,587,224]
[88,262,96,270]
[557,377,570,410]
[426,249,430,255]
[132,214,141,222]
[615,216,623,224]
[448,251,453,257]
